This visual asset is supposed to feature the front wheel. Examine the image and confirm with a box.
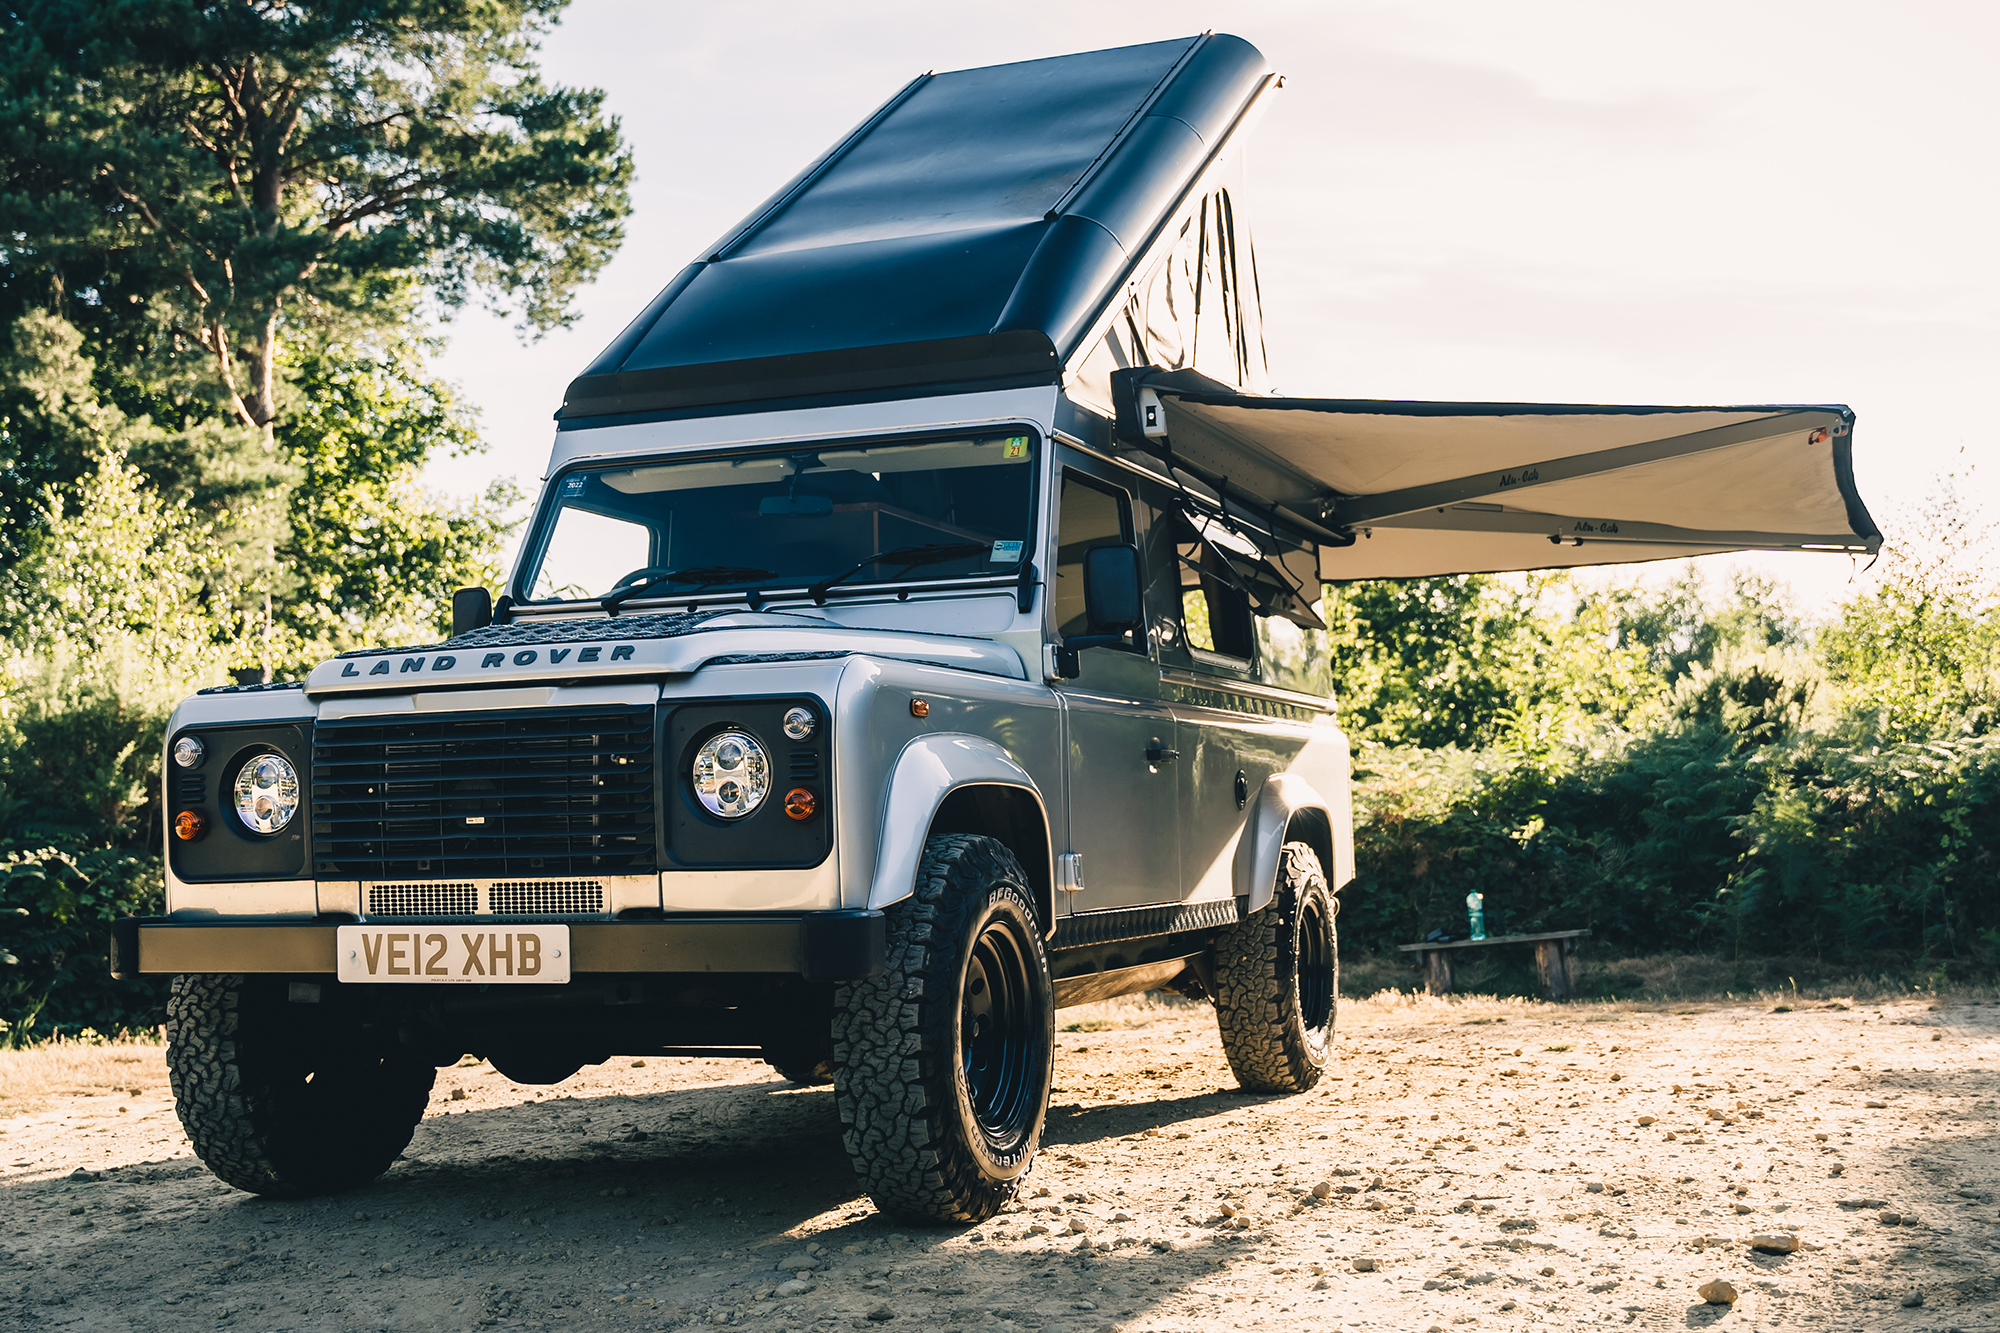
[832,834,1053,1224]
[166,974,435,1197]
[1212,841,1339,1092]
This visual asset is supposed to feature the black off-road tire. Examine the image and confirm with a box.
[166,974,435,1197]
[1213,841,1339,1092]
[832,834,1053,1224]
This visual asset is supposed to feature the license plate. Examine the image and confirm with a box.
[335,925,571,984]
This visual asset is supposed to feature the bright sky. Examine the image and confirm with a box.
[426,0,2000,617]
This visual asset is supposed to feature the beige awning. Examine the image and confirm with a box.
[1146,391,1879,580]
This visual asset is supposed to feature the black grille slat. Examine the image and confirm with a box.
[312,706,657,880]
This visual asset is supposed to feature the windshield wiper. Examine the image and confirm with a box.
[807,543,990,606]
[600,565,776,615]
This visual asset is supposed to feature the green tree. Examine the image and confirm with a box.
[1324,572,1660,751]
[0,0,631,440]
[271,338,518,666]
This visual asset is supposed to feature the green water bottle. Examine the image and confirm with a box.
[1466,891,1486,941]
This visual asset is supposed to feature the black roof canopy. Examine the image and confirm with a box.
[561,34,1274,421]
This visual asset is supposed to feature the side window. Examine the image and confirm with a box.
[1255,610,1335,698]
[1054,471,1134,642]
[1170,512,1255,663]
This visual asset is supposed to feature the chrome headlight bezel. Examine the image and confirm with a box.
[231,751,301,836]
[690,729,771,820]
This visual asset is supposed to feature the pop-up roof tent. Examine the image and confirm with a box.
[563,34,1878,596]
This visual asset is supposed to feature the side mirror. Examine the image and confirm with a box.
[1056,544,1144,678]
[1083,543,1143,633]
[451,586,493,638]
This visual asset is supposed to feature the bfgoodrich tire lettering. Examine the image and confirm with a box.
[1213,841,1338,1092]
[166,974,435,1197]
[832,833,1053,1224]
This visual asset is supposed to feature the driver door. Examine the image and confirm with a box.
[1051,460,1180,910]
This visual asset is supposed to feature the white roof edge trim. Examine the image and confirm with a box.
[544,385,1062,474]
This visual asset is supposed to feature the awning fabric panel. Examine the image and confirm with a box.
[1151,394,1877,581]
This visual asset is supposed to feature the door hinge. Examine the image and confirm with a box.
[1057,852,1086,893]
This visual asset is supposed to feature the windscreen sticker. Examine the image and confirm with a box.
[989,540,1024,563]
[562,475,588,496]
[1003,436,1029,460]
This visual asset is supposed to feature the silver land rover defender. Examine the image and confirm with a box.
[114,35,1878,1222]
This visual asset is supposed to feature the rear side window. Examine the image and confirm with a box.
[1171,512,1255,661]
[1054,472,1133,641]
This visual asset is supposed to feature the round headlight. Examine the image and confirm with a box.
[692,730,769,819]
[233,752,300,835]
[782,706,816,741]
[173,735,206,769]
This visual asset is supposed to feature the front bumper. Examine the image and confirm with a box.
[109,910,886,983]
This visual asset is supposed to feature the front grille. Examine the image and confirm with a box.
[368,882,478,916]
[488,879,604,915]
[364,879,605,916]
[313,706,656,880]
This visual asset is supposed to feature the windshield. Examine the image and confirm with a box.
[522,431,1039,605]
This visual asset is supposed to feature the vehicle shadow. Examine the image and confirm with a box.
[5,1071,1275,1332]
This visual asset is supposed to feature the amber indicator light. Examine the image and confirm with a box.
[910,698,929,718]
[783,787,818,821]
[174,810,208,842]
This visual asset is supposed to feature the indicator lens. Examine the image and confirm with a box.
[784,788,818,821]
[781,707,816,741]
[173,736,206,769]
[174,810,208,841]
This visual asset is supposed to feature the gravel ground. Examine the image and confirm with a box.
[1,990,1996,1332]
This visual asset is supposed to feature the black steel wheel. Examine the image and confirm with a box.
[958,904,1045,1158]
[833,833,1053,1224]
[1212,841,1339,1092]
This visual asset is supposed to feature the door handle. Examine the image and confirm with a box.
[1145,739,1180,764]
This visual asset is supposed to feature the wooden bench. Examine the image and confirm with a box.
[1395,929,1591,1001]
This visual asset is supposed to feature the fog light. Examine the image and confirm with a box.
[783,787,818,820]
[174,810,208,841]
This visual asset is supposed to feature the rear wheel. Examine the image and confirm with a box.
[1212,841,1338,1092]
[833,834,1052,1224]
[166,974,434,1197]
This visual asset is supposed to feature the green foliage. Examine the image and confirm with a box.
[1322,572,1663,751]
[0,0,632,433]
[1344,721,2000,965]
[1819,479,1999,740]
[268,341,520,669]
[0,846,163,1045]
[1340,517,2000,968]
[0,2,607,1039]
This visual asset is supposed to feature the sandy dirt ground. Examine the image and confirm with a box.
[2,990,1997,1333]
